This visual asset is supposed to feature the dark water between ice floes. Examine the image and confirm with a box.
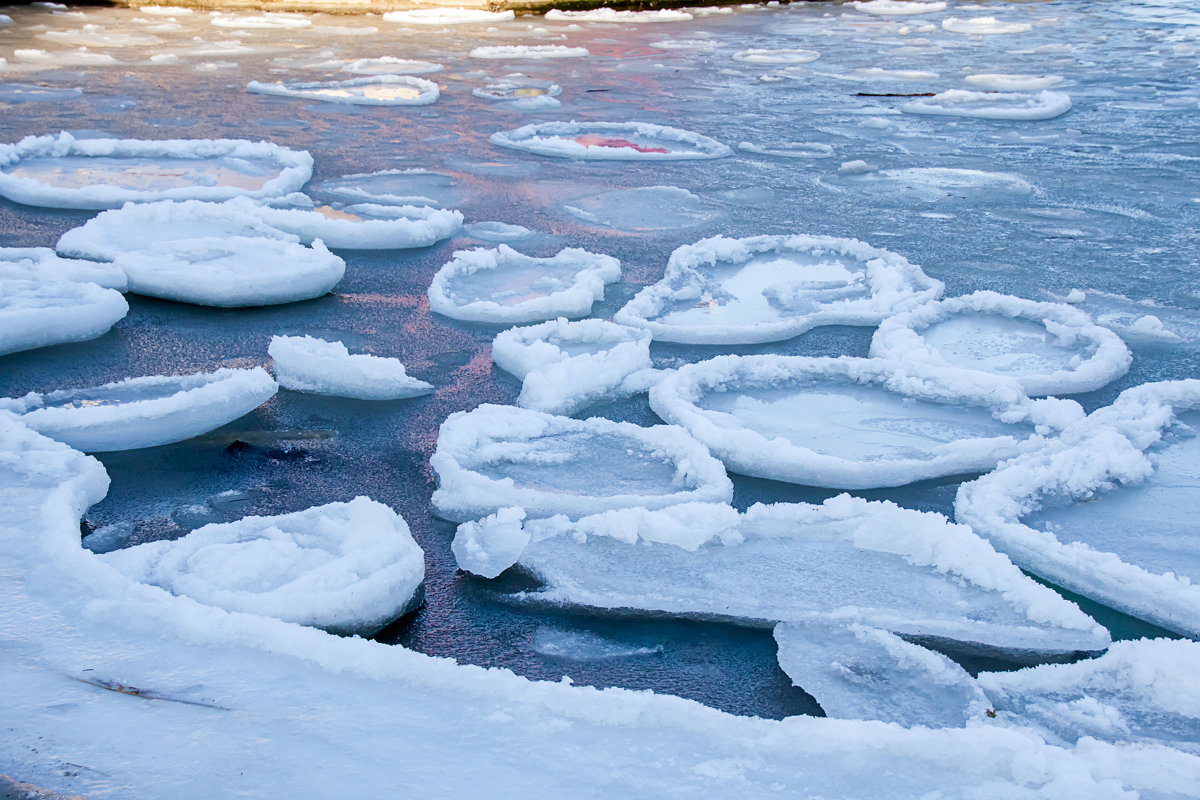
[1,0,1197,719]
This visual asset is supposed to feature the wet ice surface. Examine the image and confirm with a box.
[1,0,1198,724]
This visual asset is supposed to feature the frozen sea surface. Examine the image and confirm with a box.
[1,0,1199,792]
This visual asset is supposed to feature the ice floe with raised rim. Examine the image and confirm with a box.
[870,291,1133,396]
[0,132,313,210]
[614,234,943,345]
[241,196,462,250]
[473,77,561,101]
[492,318,654,415]
[902,89,1072,121]
[0,246,126,290]
[732,48,819,64]
[850,0,947,15]
[431,404,732,522]
[978,638,1200,753]
[650,355,1083,489]
[3,367,277,452]
[955,379,1200,637]
[306,168,463,209]
[738,141,835,159]
[341,56,443,75]
[774,621,988,727]
[561,185,718,231]
[451,496,1110,655]
[942,16,1033,35]
[114,235,344,307]
[964,73,1065,91]
[428,244,620,324]
[269,335,433,401]
[0,417,1192,800]
[101,497,423,637]
[13,47,120,66]
[491,121,733,161]
[211,12,311,29]
[0,279,127,356]
[382,8,514,25]
[470,45,589,60]
[545,8,693,22]
[246,75,439,106]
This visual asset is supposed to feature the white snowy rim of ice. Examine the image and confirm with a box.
[870,290,1133,396]
[490,121,733,161]
[429,403,732,521]
[0,131,314,210]
[4,416,1189,796]
[614,233,944,344]
[649,354,1082,489]
[955,379,1200,637]
[245,75,439,106]
[901,90,1073,121]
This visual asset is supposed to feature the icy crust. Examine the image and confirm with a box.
[381,8,514,24]
[902,90,1072,121]
[850,0,947,15]
[0,246,126,290]
[101,497,424,637]
[955,380,1200,637]
[545,8,693,22]
[491,318,653,415]
[0,279,128,357]
[246,75,439,106]
[269,335,433,401]
[649,355,1083,490]
[452,497,1109,654]
[428,245,621,324]
[0,424,1189,800]
[243,199,462,250]
[469,46,589,60]
[114,236,344,307]
[774,621,989,727]
[869,292,1133,396]
[978,638,1200,753]
[491,121,733,161]
[430,404,733,522]
[0,132,313,210]
[10,367,278,452]
[342,57,443,76]
[614,234,943,345]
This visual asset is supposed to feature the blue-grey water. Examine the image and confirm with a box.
[1,0,1196,719]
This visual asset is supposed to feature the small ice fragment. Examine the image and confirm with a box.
[0,279,127,356]
[942,16,1033,35]
[0,246,126,290]
[269,335,433,400]
[247,75,439,106]
[469,45,589,60]
[382,8,515,25]
[902,90,1072,121]
[545,8,693,22]
[491,121,732,161]
[839,160,874,175]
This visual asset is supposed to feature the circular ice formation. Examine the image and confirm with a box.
[614,234,943,345]
[211,12,311,28]
[243,199,462,250]
[964,73,1064,91]
[473,79,561,101]
[902,90,1072,121]
[246,75,439,106]
[870,292,1133,396]
[0,247,126,290]
[0,279,128,356]
[956,380,1200,637]
[11,367,277,451]
[561,185,717,232]
[491,121,732,161]
[650,355,1081,490]
[0,132,313,210]
[738,141,835,159]
[100,497,424,637]
[851,0,947,15]
[428,244,621,324]
[732,49,820,65]
[307,169,463,209]
[115,236,345,307]
[469,45,589,60]
[430,403,733,521]
[382,8,514,25]
[826,167,1033,203]
[269,335,434,400]
[492,318,653,415]
[942,16,1033,35]
[342,57,443,76]
[545,8,694,22]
